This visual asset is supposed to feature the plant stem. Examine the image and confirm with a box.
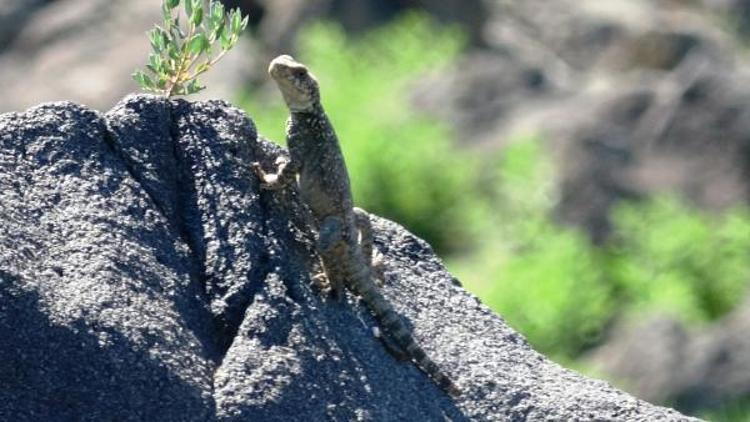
[184,48,228,81]
[165,19,196,96]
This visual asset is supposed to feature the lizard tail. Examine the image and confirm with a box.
[382,310,462,396]
[349,266,462,396]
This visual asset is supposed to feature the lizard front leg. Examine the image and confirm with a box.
[251,156,300,190]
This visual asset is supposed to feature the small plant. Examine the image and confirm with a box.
[133,0,248,97]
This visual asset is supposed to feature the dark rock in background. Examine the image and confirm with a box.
[236,0,487,51]
[0,96,696,421]
[0,0,51,50]
[589,297,750,413]
[0,0,253,114]
[703,0,750,37]
[415,0,750,241]
[0,0,487,113]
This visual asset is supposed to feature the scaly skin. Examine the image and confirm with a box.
[252,55,460,396]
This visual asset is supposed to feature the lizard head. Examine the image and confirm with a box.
[268,55,320,113]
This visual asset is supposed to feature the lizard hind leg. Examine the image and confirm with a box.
[313,257,349,300]
[317,215,346,298]
[317,215,344,253]
[311,268,331,292]
[353,208,374,265]
[353,207,385,284]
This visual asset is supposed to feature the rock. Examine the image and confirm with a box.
[0,0,49,50]
[0,95,696,421]
[419,0,750,240]
[556,58,750,240]
[589,300,750,413]
[681,300,750,410]
[586,315,693,405]
[701,0,750,36]
[243,0,488,52]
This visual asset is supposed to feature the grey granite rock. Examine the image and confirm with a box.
[0,95,697,421]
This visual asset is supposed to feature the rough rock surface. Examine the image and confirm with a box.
[0,95,696,421]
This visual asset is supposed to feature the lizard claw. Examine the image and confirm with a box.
[251,162,275,190]
[275,156,290,165]
[312,272,345,301]
[251,161,265,178]
[312,272,329,290]
[251,157,294,190]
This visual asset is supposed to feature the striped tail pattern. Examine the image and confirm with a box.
[346,251,462,396]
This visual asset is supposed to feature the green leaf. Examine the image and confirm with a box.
[161,2,172,23]
[153,27,169,51]
[188,33,209,55]
[186,79,205,94]
[211,1,225,23]
[208,2,225,40]
[132,71,145,86]
[166,39,181,61]
[191,3,203,26]
[220,30,232,50]
[184,0,192,18]
[162,58,176,76]
[132,71,155,90]
[166,0,179,9]
[210,21,225,42]
[170,19,186,40]
[148,53,164,74]
[231,9,241,34]
[148,53,160,67]
[148,28,162,52]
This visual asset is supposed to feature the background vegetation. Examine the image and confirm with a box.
[241,15,750,421]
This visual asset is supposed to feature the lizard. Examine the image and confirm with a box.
[252,55,461,396]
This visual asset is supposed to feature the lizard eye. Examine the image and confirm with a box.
[293,69,306,77]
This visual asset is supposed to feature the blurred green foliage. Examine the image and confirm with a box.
[450,139,612,359]
[701,398,750,422]
[602,202,750,420]
[454,136,750,360]
[240,14,479,253]
[608,197,750,323]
